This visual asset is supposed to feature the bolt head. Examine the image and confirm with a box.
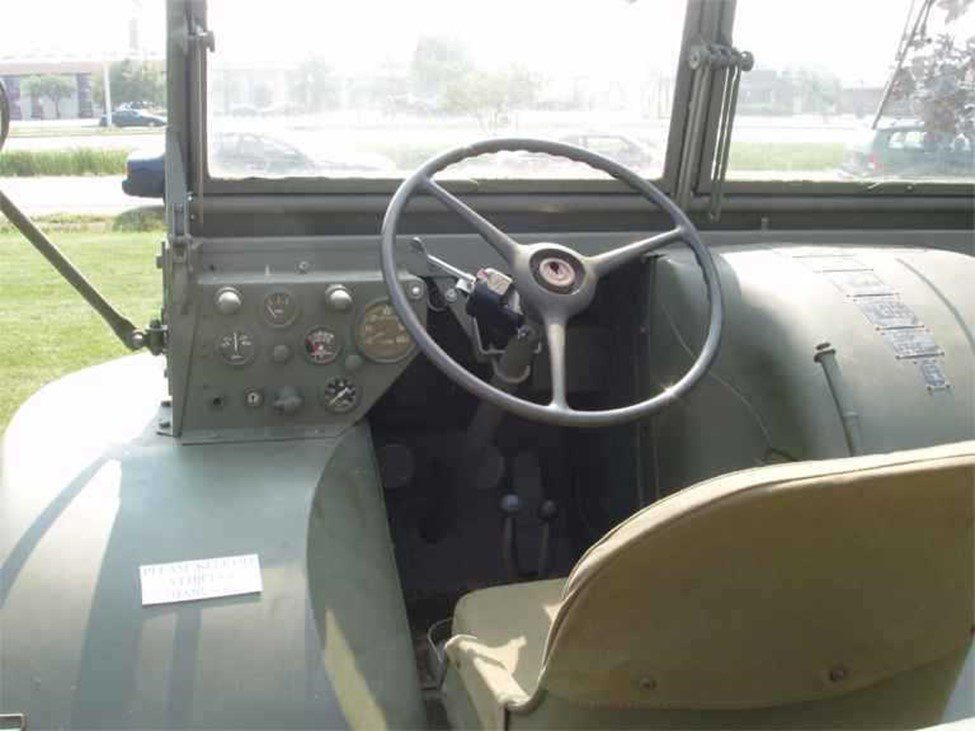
[406,281,425,301]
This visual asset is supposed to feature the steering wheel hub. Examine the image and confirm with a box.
[534,252,581,293]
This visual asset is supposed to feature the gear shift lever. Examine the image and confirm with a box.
[499,493,522,579]
[537,499,558,578]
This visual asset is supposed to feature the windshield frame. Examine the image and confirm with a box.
[177,0,974,211]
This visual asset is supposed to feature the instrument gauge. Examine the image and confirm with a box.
[303,327,341,365]
[321,377,359,414]
[263,290,299,328]
[217,329,257,366]
[356,301,414,363]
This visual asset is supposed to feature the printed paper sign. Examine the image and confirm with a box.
[140,554,262,606]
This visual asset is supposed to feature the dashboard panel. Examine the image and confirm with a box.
[174,269,425,441]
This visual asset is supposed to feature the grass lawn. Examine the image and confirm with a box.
[729,142,845,172]
[0,229,162,432]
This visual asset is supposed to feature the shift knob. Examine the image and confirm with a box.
[500,493,522,516]
[272,386,303,415]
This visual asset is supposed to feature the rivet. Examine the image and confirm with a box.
[638,676,656,691]
[828,665,847,682]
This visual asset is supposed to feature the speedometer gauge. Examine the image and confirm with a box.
[356,301,414,363]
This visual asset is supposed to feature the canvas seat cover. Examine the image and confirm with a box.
[444,441,975,729]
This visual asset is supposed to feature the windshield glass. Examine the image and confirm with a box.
[729,0,975,183]
[206,0,684,181]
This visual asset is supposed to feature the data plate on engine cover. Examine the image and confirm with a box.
[800,255,869,272]
[827,270,896,297]
[855,297,921,330]
[915,358,950,391]
[881,328,943,359]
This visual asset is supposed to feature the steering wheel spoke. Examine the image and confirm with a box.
[590,226,685,277]
[420,177,519,263]
[542,316,569,410]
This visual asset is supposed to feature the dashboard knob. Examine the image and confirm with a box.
[271,343,293,363]
[215,288,243,315]
[272,386,303,415]
[325,285,353,312]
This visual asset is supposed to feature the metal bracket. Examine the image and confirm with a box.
[678,40,754,219]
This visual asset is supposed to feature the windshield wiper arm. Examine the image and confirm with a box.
[0,191,148,351]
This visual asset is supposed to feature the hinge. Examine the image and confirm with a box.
[190,24,215,53]
[144,318,168,355]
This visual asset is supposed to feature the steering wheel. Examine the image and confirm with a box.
[380,138,723,427]
[0,80,10,152]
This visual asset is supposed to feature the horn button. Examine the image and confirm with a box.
[531,250,584,293]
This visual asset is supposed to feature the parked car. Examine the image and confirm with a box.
[841,124,974,179]
[99,107,167,128]
[122,144,166,198]
[559,132,655,169]
[122,132,393,198]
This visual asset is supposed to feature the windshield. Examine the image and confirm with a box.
[729,0,975,183]
[206,0,684,181]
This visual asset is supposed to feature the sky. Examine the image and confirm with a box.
[2,0,972,87]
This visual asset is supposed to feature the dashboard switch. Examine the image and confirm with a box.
[243,387,264,408]
[325,285,354,312]
[215,287,243,315]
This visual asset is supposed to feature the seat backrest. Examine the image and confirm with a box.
[535,441,975,719]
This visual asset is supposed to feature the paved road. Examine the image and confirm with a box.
[0,176,154,215]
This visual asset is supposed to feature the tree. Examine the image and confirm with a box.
[288,58,340,112]
[22,75,74,119]
[410,36,473,100]
[92,60,165,109]
[441,66,541,131]
[888,0,975,145]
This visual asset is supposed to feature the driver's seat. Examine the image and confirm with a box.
[441,441,975,729]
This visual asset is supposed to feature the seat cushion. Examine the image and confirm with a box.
[444,579,564,729]
[542,440,975,709]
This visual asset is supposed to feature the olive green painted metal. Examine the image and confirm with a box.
[1,354,424,729]
[647,243,974,495]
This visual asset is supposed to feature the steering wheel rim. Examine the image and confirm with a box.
[380,138,723,427]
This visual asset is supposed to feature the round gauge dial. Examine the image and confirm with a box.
[263,290,299,328]
[357,301,414,363]
[321,377,359,414]
[303,327,341,365]
[217,329,257,366]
